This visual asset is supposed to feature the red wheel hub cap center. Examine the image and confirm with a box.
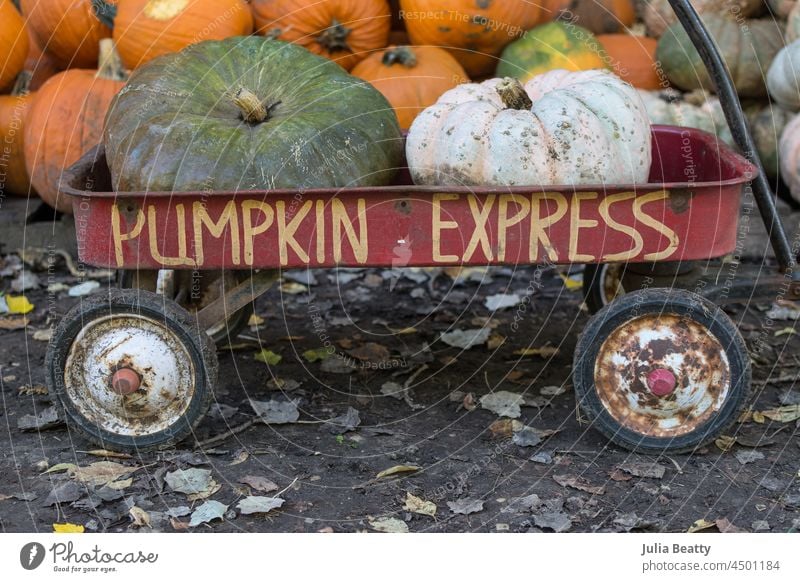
[110,368,141,395]
[647,368,676,396]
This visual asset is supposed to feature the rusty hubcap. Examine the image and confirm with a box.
[594,314,730,438]
[64,314,196,437]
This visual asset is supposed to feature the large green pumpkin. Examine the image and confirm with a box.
[655,15,784,98]
[104,37,403,192]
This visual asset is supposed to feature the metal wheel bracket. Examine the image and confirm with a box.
[195,269,279,332]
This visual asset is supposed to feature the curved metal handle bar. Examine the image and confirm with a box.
[667,0,795,271]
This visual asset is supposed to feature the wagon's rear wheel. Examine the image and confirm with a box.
[582,264,626,314]
[45,289,217,452]
[119,269,254,346]
[573,288,750,453]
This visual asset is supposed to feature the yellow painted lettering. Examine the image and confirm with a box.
[111,203,145,267]
[598,192,643,262]
[193,200,241,266]
[432,193,459,262]
[241,200,274,266]
[463,194,496,261]
[147,204,196,267]
[332,198,368,264]
[497,194,530,261]
[276,200,311,265]
[568,192,598,262]
[635,191,680,261]
[529,192,567,262]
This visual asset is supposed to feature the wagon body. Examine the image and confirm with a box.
[62,126,754,271]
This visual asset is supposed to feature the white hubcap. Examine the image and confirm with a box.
[64,314,195,437]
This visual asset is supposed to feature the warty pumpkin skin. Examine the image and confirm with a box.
[20,0,115,69]
[767,39,800,111]
[24,40,126,213]
[351,46,469,130]
[252,0,391,71]
[596,34,660,90]
[113,0,254,69]
[656,15,784,98]
[637,89,718,136]
[398,0,543,78]
[406,69,651,187]
[0,0,29,93]
[779,113,800,203]
[103,37,404,193]
[497,21,606,82]
[642,0,763,38]
[0,72,34,197]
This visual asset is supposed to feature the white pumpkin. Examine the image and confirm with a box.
[767,40,800,111]
[779,113,800,202]
[406,69,651,187]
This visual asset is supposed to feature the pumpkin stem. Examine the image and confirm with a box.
[382,46,417,67]
[317,19,352,53]
[11,71,32,96]
[496,77,532,111]
[232,88,269,124]
[96,39,128,82]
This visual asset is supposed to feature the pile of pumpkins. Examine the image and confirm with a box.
[2,0,800,211]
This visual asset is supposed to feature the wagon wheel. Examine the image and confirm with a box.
[582,264,626,314]
[573,288,750,453]
[119,269,254,346]
[45,289,218,452]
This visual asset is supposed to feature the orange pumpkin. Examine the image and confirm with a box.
[24,40,126,213]
[0,0,29,92]
[398,0,543,78]
[253,0,391,71]
[352,45,469,130]
[113,0,254,70]
[0,72,34,197]
[20,0,115,69]
[596,34,661,90]
[549,0,635,34]
[25,28,62,91]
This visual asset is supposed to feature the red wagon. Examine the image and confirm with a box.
[45,0,799,454]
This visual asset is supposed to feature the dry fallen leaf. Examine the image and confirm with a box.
[404,492,436,517]
[237,496,285,515]
[553,474,606,495]
[106,478,132,491]
[489,418,523,438]
[715,435,737,452]
[753,405,800,424]
[687,519,716,533]
[239,475,279,493]
[129,506,151,528]
[85,450,132,459]
[369,517,409,533]
[0,317,28,330]
[480,391,525,418]
[254,349,282,365]
[70,462,138,487]
[189,500,228,528]
[447,498,484,515]
[53,523,84,533]
[376,465,421,479]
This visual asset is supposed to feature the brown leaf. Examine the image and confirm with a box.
[170,518,189,531]
[553,474,606,495]
[514,346,559,358]
[610,468,633,482]
[17,384,48,396]
[376,465,421,479]
[715,435,737,452]
[753,405,800,423]
[687,518,716,533]
[487,334,506,349]
[617,461,666,479]
[462,392,476,411]
[0,317,28,330]
[488,418,523,438]
[715,518,745,533]
[348,342,390,363]
[239,475,279,493]
[129,506,151,528]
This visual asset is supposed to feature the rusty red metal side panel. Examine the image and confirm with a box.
[72,186,740,269]
[64,126,753,270]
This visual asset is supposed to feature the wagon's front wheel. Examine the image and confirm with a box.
[45,289,218,452]
[573,288,750,453]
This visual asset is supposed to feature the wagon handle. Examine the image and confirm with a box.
[667,0,795,272]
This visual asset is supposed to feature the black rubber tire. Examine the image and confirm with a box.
[582,264,618,315]
[45,288,218,452]
[118,269,254,347]
[573,288,751,453]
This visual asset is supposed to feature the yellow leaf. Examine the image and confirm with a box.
[559,272,583,291]
[43,463,77,475]
[753,405,800,423]
[404,492,436,517]
[774,327,797,337]
[715,436,736,452]
[388,326,418,335]
[302,348,332,363]
[248,314,265,327]
[71,462,138,486]
[254,349,282,365]
[129,506,151,528]
[6,295,34,315]
[487,334,506,350]
[106,478,133,490]
[514,346,559,358]
[376,465,421,479]
[280,282,308,295]
[53,523,84,533]
[687,519,716,533]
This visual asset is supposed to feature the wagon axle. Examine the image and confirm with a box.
[646,368,677,397]
[110,367,141,396]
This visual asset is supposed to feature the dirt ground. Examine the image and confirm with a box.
[1,251,799,533]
